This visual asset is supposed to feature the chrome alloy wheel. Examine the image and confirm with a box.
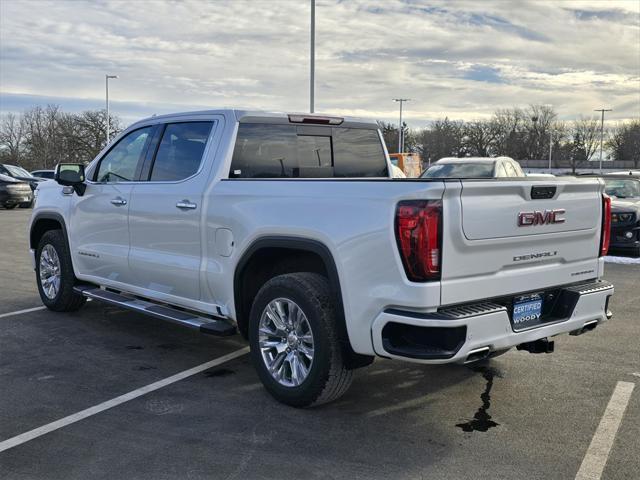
[39,244,61,299]
[258,298,315,387]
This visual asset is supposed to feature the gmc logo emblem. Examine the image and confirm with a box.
[518,209,566,226]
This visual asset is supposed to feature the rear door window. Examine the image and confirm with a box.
[230,124,388,178]
[149,122,213,181]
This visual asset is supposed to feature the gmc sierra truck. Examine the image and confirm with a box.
[29,109,614,407]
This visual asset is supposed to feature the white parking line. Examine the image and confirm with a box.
[0,306,46,319]
[575,381,635,480]
[0,346,250,453]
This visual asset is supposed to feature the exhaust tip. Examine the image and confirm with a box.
[464,346,490,363]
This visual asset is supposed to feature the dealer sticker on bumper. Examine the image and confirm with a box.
[512,294,543,330]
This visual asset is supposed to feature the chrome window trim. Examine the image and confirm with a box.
[86,118,220,186]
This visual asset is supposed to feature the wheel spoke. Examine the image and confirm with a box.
[260,339,288,354]
[295,352,309,379]
[298,343,314,360]
[269,351,287,374]
[266,304,287,333]
[287,351,300,386]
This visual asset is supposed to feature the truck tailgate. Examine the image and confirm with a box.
[440,178,604,306]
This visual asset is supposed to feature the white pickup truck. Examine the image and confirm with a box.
[29,109,614,407]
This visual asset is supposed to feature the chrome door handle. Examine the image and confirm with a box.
[176,200,197,210]
[110,197,127,206]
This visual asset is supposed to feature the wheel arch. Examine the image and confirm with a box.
[233,236,373,370]
[30,212,69,251]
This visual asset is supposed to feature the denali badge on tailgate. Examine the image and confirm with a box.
[518,209,565,226]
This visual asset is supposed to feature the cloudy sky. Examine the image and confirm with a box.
[0,0,638,127]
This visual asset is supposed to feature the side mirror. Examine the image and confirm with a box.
[55,163,86,196]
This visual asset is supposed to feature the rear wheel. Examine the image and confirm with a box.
[249,272,353,407]
[36,230,86,312]
[4,204,17,209]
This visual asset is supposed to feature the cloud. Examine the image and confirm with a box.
[0,0,638,128]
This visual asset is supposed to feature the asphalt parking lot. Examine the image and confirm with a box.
[0,208,638,480]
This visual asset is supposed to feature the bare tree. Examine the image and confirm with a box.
[0,113,25,165]
[0,105,123,170]
[563,116,600,173]
[416,118,465,166]
[608,119,640,168]
[462,119,498,157]
[492,108,525,158]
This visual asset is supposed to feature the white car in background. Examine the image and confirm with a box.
[421,156,525,178]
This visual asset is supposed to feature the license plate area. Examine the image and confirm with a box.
[512,293,544,331]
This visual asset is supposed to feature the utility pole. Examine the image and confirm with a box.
[393,98,410,153]
[594,108,612,173]
[310,0,315,113]
[105,74,118,144]
[548,130,553,173]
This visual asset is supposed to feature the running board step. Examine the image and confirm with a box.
[74,286,236,336]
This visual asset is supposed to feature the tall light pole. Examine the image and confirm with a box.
[594,108,612,173]
[548,130,553,173]
[393,98,410,153]
[105,74,118,144]
[310,0,315,113]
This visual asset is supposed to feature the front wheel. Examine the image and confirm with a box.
[36,230,86,312]
[249,272,353,408]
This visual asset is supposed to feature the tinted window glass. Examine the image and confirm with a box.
[5,165,33,177]
[96,127,152,182]
[604,179,640,198]
[332,128,388,177]
[149,122,213,181]
[421,163,494,178]
[230,124,388,178]
[231,124,297,178]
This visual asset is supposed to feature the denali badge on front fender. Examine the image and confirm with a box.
[518,209,565,226]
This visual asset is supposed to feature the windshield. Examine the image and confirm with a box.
[421,162,494,178]
[604,179,640,198]
[5,164,33,178]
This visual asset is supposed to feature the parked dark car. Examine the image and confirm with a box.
[0,164,44,191]
[604,176,640,257]
[0,173,33,209]
[30,169,56,179]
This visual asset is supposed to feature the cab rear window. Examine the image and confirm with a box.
[230,124,388,178]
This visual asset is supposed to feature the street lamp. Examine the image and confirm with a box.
[548,130,553,173]
[594,108,612,173]
[105,75,119,144]
[310,0,315,113]
[393,98,410,153]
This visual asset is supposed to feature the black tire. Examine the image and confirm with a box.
[36,230,86,312]
[249,272,353,408]
[19,202,33,208]
[4,204,17,209]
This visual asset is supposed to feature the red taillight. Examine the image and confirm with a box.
[395,200,442,281]
[600,194,611,257]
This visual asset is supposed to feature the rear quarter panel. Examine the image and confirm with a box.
[204,179,445,355]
